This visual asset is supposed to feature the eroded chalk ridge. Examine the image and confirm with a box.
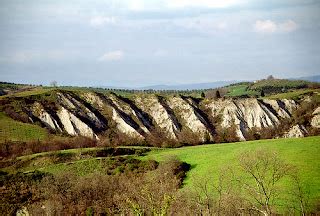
[21,91,319,141]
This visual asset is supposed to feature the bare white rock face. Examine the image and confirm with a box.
[311,107,320,128]
[135,95,178,139]
[284,124,308,138]
[57,92,76,109]
[206,98,297,140]
[26,92,305,142]
[111,108,143,139]
[109,94,150,134]
[57,107,98,139]
[31,102,61,132]
[168,97,212,141]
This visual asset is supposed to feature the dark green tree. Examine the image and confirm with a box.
[201,92,205,98]
[215,90,221,99]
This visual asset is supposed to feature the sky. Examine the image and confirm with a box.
[0,0,319,87]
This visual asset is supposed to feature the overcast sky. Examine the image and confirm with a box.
[0,0,319,87]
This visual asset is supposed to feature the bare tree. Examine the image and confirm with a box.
[287,171,310,216]
[236,148,293,215]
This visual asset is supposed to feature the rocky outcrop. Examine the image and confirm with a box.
[167,96,213,141]
[205,99,297,140]
[110,93,153,134]
[111,108,144,139]
[31,102,62,132]
[28,91,107,139]
[284,125,308,138]
[57,92,107,132]
[135,95,180,139]
[57,107,99,139]
[18,90,319,143]
[311,107,320,128]
[81,92,104,108]
[16,207,29,216]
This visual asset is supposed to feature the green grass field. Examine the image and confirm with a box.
[2,136,319,211]
[143,136,320,202]
[0,112,48,142]
[225,84,259,97]
[266,89,319,100]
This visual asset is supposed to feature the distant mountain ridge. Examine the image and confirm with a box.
[98,81,238,91]
[138,81,238,90]
[293,75,320,83]
[100,75,320,91]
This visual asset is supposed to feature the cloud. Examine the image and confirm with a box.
[278,20,298,32]
[173,17,229,33]
[254,19,298,33]
[98,50,124,62]
[254,20,277,33]
[90,16,116,27]
[123,0,245,11]
[167,0,244,9]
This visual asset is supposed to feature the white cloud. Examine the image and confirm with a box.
[98,50,124,62]
[173,17,229,33]
[90,16,116,27]
[167,0,244,9]
[254,20,277,33]
[123,0,245,11]
[254,19,298,33]
[278,20,298,32]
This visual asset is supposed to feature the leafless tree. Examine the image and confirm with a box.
[287,171,311,216]
[236,148,293,216]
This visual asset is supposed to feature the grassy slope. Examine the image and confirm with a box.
[266,88,319,100]
[251,79,310,90]
[2,136,319,210]
[226,83,259,97]
[143,136,320,201]
[0,112,48,142]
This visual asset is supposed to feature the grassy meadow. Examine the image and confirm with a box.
[143,136,320,201]
[5,136,319,203]
[0,112,48,142]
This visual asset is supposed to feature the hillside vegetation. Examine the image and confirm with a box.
[144,136,320,198]
[206,78,320,99]
[0,79,319,149]
[0,112,48,141]
[1,136,319,215]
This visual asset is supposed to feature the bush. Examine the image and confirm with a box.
[24,158,188,215]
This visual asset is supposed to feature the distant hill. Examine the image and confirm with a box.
[293,75,320,83]
[138,81,238,90]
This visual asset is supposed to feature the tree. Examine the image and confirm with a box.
[215,90,221,99]
[287,171,310,216]
[261,89,265,97]
[201,92,205,98]
[267,75,274,80]
[237,148,292,215]
[50,81,58,87]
